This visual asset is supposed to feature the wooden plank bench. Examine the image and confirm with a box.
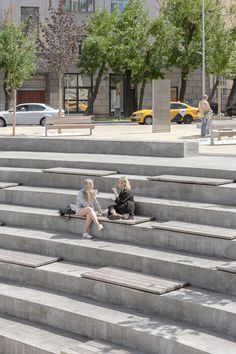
[211,120,236,141]
[197,119,236,144]
[45,115,95,136]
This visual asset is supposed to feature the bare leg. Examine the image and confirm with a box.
[77,207,101,233]
[84,214,93,233]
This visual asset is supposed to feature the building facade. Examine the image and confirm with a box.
[0,0,230,114]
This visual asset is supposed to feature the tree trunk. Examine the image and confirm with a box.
[12,87,16,136]
[139,79,146,110]
[226,77,236,108]
[123,69,135,117]
[179,71,188,102]
[208,78,219,103]
[3,71,10,110]
[86,62,106,114]
[58,72,63,134]
[58,71,63,118]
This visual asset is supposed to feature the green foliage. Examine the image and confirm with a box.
[0,23,37,92]
[108,0,150,83]
[77,9,117,75]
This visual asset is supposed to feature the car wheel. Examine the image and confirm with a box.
[183,115,193,124]
[144,116,153,125]
[40,117,46,126]
[0,118,6,127]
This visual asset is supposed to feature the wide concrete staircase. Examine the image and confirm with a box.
[0,137,235,354]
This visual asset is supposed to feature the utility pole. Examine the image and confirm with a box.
[202,0,206,96]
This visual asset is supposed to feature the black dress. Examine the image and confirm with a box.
[108,189,135,218]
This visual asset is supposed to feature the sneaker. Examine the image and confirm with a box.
[122,213,130,220]
[108,214,121,220]
[97,224,104,231]
[82,233,93,239]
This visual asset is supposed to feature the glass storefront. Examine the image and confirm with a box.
[64,74,92,113]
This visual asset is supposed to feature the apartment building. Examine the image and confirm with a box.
[0,0,213,114]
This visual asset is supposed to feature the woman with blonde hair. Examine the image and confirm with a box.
[108,176,135,220]
[73,179,103,239]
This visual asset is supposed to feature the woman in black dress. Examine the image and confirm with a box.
[108,176,135,220]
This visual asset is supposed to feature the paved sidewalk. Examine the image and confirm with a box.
[0,122,235,156]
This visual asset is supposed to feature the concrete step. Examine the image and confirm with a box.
[0,206,235,262]
[0,259,235,337]
[1,186,236,229]
[0,166,236,206]
[0,137,199,158]
[0,313,87,354]
[61,340,141,354]
[0,279,235,354]
[0,150,235,179]
[0,224,235,295]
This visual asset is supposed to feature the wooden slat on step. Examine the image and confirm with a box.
[0,182,20,189]
[81,266,188,295]
[71,215,153,225]
[152,221,236,240]
[0,248,60,268]
[217,261,236,274]
[42,167,118,177]
[148,175,234,186]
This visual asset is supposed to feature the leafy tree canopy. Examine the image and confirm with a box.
[0,23,37,92]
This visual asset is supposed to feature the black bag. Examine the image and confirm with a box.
[59,204,76,218]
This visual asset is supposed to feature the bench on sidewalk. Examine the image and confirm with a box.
[211,120,236,141]
[45,115,95,136]
[197,119,236,144]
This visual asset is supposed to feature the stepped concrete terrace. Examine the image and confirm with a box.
[0,137,235,353]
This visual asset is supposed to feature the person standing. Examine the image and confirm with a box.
[198,94,212,137]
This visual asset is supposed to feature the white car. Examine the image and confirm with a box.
[0,103,64,127]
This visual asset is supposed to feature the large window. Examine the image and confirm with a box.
[111,0,128,13]
[65,0,94,13]
[64,74,92,113]
[21,7,39,24]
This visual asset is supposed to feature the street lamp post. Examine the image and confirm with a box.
[202,0,206,96]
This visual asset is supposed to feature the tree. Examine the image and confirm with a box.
[135,15,177,109]
[0,23,37,135]
[162,0,222,101]
[37,0,85,118]
[77,9,118,114]
[205,2,236,103]
[108,0,151,116]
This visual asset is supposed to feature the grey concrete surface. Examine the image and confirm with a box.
[0,132,235,353]
[0,313,87,354]
[0,137,199,158]
[0,260,235,337]
[1,186,236,228]
[0,279,235,354]
[0,167,236,206]
[0,216,235,295]
[0,150,235,179]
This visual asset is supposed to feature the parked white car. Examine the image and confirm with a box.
[0,103,64,127]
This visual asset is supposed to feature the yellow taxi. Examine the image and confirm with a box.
[64,101,88,112]
[131,102,199,125]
